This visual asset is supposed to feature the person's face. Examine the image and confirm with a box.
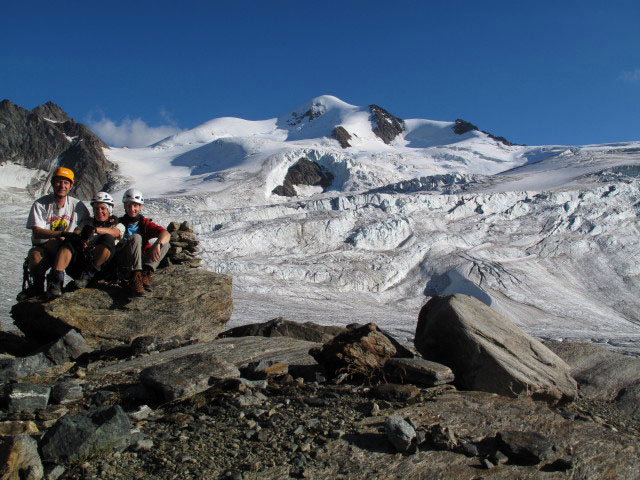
[93,203,110,222]
[124,201,142,218]
[52,177,72,197]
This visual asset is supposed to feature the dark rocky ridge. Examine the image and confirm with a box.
[272,158,334,197]
[452,118,519,146]
[331,126,352,148]
[369,104,405,144]
[0,99,116,200]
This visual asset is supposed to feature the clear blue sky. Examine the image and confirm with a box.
[2,0,639,146]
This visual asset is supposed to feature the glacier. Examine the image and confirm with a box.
[2,96,639,356]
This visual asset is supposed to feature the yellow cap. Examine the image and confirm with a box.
[52,167,74,184]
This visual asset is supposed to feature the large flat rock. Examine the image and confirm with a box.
[415,294,577,402]
[91,336,320,376]
[12,265,232,345]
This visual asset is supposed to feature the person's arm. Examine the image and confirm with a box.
[150,229,170,262]
[31,226,66,240]
[95,226,122,237]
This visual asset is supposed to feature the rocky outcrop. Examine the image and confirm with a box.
[452,118,517,146]
[0,99,116,200]
[415,294,577,402]
[220,317,346,344]
[272,157,334,197]
[11,265,232,345]
[331,126,352,148]
[546,341,640,420]
[369,104,405,144]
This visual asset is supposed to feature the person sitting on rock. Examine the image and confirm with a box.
[19,167,90,300]
[116,188,170,296]
[45,192,125,299]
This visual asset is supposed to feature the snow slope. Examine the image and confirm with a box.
[2,96,639,355]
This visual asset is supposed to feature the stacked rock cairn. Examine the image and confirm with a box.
[162,221,203,268]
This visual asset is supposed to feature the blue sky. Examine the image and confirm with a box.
[2,1,639,147]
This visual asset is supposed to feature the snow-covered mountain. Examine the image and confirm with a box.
[2,95,639,355]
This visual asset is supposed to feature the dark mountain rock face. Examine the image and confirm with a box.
[0,99,116,200]
[332,126,352,148]
[369,104,405,144]
[452,118,518,147]
[272,158,334,197]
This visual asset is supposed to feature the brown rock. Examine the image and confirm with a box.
[12,265,232,346]
[309,323,396,379]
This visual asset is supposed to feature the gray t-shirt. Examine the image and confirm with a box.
[26,194,90,245]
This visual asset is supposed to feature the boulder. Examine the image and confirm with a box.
[3,383,51,412]
[309,323,396,379]
[0,421,39,437]
[34,329,92,365]
[220,317,346,344]
[39,405,133,463]
[140,351,240,402]
[545,341,640,419]
[12,265,232,346]
[50,380,84,405]
[0,434,43,480]
[384,415,416,452]
[496,430,554,466]
[0,353,53,383]
[384,357,454,387]
[415,295,577,402]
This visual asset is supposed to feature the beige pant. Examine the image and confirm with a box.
[117,234,169,272]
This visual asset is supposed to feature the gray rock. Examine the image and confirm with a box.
[496,430,554,465]
[545,340,640,420]
[51,379,83,405]
[131,335,184,355]
[415,294,577,402]
[0,434,43,480]
[40,405,133,463]
[372,383,420,402]
[140,351,240,402]
[94,336,321,377]
[12,265,233,346]
[0,353,53,382]
[3,383,51,412]
[36,329,92,364]
[44,465,66,480]
[384,415,416,452]
[385,357,454,386]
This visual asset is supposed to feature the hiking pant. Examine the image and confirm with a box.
[117,234,169,273]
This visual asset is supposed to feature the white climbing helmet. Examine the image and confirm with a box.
[90,191,114,213]
[122,188,144,205]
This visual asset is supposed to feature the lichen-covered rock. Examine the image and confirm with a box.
[0,434,43,480]
[12,265,232,346]
[415,294,577,403]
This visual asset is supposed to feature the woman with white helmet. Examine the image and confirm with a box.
[46,191,125,298]
[116,188,170,296]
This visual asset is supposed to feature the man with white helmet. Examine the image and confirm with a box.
[116,188,170,296]
[46,191,125,298]
[19,166,90,300]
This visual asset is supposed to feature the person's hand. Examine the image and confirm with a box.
[151,242,162,262]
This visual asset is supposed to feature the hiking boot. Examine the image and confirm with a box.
[72,267,97,289]
[129,271,145,297]
[16,275,45,301]
[141,269,153,292]
[46,270,65,300]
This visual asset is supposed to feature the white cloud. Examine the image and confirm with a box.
[619,68,640,83]
[89,117,183,148]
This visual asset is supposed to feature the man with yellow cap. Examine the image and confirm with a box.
[18,166,91,300]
